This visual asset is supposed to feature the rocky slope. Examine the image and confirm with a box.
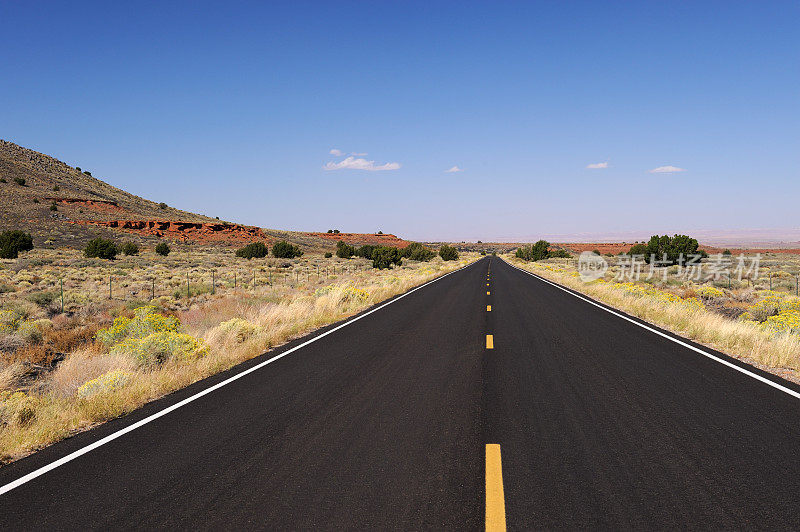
[0,140,410,251]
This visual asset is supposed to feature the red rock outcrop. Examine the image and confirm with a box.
[71,219,269,244]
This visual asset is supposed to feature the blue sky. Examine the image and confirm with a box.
[1,1,798,242]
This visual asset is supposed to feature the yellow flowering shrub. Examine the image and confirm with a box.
[15,319,52,343]
[343,286,369,303]
[742,292,800,335]
[218,318,258,343]
[111,331,209,366]
[0,310,22,334]
[696,286,726,300]
[96,306,179,346]
[0,391,39,426]
[77,370,132,398]
[616,282,704,311]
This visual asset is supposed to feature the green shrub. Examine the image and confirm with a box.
[627,243,648,256]
[236,242,269,259]
[159,202,167,210]
[84,238,118,259]
[32,198,39,204]
[13,177,25,186]
[356,245,377,260]
[549,248,572,259]
[121,242,140,256]
[155,242,170,256]
[722,249,732,256]
[0,178,6,183]
[439,244,459,261]
[26,291,57,307]
[83,170,92,176]
[324,252,333,258]
[639,234,703,264]
[372,246,402,269]
[53,185,60,191]
[49,202,58,211]
[515,240,552,261]
[402,242,435,262]
[0,230,34,259]
[336,240,355,259]
[272,241,303,258]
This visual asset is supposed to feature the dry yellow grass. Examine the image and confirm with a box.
[505,256,800,374]
[0,252,477,462]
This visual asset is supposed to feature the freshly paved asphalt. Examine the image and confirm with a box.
[3,256,800,529]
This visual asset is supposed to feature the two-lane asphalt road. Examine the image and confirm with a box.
[3,256,800,529]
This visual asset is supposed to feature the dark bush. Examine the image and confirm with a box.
[0,230,34,259]
[272,240,303,258]
[336,240,355,259]
[722,249,732,256]
[121,242,140,256]
[155,242,171,256]
[236,242,269,259]
[333,229,340,234]
[355,245,378,260]
[324,252,333,258]
[549,248,572,259]
[0,178,7,183]
[372,246,402,269]
[402,242,435,262]
[515,240,550,261]
[49,202,58,211]
[159,202,167,210]
[83,170,92,176]
[627,243,648,256]
[14,177,25,186]
[53,185,60,191]
[327,229,333,233]
[439,244,459,261]
[84,238,118,259]
[32,198,39,203]
[637,234,703,264]
[75,167,81,172]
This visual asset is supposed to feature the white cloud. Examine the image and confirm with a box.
[324,156,401,171]
[445,165,463,173]
[351,152,367,156]
[329,148,344,156]
[649,165,686,173]
[586,162,609,169]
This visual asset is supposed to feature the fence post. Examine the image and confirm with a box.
[234,272,237,290]
[253,270,256,289]
[212,271,216,294]
[60,278,64,313]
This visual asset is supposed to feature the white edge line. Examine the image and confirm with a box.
[504,259,800,401]
[0,260,478,497]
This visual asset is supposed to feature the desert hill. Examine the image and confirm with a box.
[0,140,410,251]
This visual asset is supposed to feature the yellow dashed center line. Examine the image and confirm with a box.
[485,444,506,531]
[486,335,494,349]
[487,305,491,312]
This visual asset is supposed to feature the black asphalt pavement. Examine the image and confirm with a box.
[3,256,800,530]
